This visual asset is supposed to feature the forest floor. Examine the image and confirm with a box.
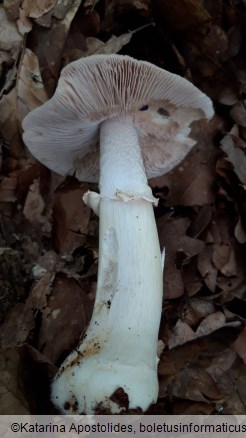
[0,0,245,414]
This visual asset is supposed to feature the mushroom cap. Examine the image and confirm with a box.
[22,54,214,181]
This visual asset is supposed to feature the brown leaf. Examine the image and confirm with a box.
[168,311,236,349]
[150,118,221,206]
[159,339,207,377]
[232,327,246,364]
[18,344,57,414]
[17,48,48,122]
[234,216,246,244]
[172,367,221,402]
[0,176,17,203]
[83,33,134,56]
[230,101,246,128]
[21,0,57,19]
[159,216,205,299]
[205,348,238,381]
[152,0,211,34]
[183,298,215,327]
[0,5,22,53]
[188,204,212,238]
[0,348,30,414]
[23,178,45,223]
[173,400,215,415]
[38,274,89,363]
[216,361,246,414]
[0,89,24,157]
[0,303,35,350]
[182,260,203,297]
[33,0,82,94]
[197,246,217,292]
[3,0,22,20]
[0,247,28,323]
[220,131,246,183]
[53,183,91,255]
[17,7,32,34]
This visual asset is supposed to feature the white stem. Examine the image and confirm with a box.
[51,116,164,414]
[99,116,155,202]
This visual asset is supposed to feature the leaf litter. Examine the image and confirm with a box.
[0,0,245,415]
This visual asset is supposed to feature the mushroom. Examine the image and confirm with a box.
[22,54,214,414]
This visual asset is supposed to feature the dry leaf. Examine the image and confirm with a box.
[197,246,217,292]
[188,205,212,238]
[183,298,215,327]
[173,400,215,415]
[159,216,205,299]
[0,89,18,147]
[23,179,45,223]
[33,0,82,94]
[168,311,238,349]
[53,183,90,254]
[86,32,134,55]
[38,274,89,363]
[152,0,211,34]
[17,49,48,122]
[234,216,246,244]
[220,132,246,184]
[21,0,58,19]
[0,5,22,53]
[150,118,221,206]
[0,348,30,414]
[232,327,246,364]
[0,303,35,350]
[230,101,246,128]
[3,0,22,20]
[182,260,203,297]
[172,367,221,402]
[159,339,207,377]
[216,361,246,414]
[0,177,17,203]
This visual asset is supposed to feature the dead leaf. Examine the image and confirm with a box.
[234,216,246,244]
[0,303,35,350]
[182,260,203,297]
[0,89,24,157]
[38,274,89,363]
[17,48,48,122]
[150,117,221,206]
[23,179,45,223]
[0,248,27,323]
[32,0,82,94]
[53,183,90,255]
[87,31,136,55]
[173,400,215,415]
[3,0,22,20]
[217,268,246,301]
[183,298,215,327]
[17,7,32,34]
[172,367,221,402]
[188,204,212,238]
[0,177,17,203]
[216,361,246,414]
[232,327,246,364]
[152,0,211,34]
[230,101,246,128]
[168,311,239,349]
[0,5,22,53]
[0,348,30,414]
[21,0,58,19]
[220,132,246,184]
[159,338,207,376]
[158,216,205,299]
[197,245,217,292]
